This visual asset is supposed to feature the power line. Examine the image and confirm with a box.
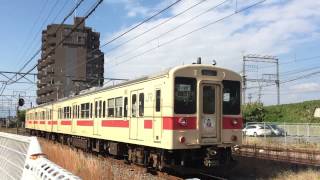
[32,0,183,82]
[104,0,209,54]
[247,70,320,90]
[259,55,320,69]
[51,0,71,23]
[110,0,229,63]
[100,0,182,49]
[15,0,49,66]
[8,0,104,86]
[5,0,62,86]
[109,0,267,69]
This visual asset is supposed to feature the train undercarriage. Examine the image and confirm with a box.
[29,129,235,172]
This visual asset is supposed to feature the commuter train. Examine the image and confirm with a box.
[26,61,242,169]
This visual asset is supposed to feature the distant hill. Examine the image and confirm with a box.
[264,100,320,123]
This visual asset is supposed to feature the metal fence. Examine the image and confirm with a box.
[242,122,320,147]
[0,132,80,180]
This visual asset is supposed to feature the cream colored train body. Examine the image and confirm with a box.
[26,64,242,168]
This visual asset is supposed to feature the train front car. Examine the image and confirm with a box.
[166,63,242,168]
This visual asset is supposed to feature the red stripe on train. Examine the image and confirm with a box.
[61,120,72,125]
[39,121,45,124]
[34,121,38,124]
[222,116,243,129]
[101,120,129,128]
[77,120,93,126]
[48,121,58,125]
[144,120,152,129]
[163,117,197,130]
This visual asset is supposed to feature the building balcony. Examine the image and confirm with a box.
[37,73,44,79]
[47,67,54,74]
[37,81,46,88]
[36,97,43,105]
[46,93,56,101]
[44,86,54,93]
[36,88,46,96]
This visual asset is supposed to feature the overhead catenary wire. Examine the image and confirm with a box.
[15,0,49,66]
[104,0,209,54]
[6,0,85,85]
[110,0,230,62]
[246,70,320,90]
[109,0,267,69]
[8,0,104,86]
[32,0,184,81]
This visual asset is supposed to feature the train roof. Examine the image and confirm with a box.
[30,64,240,109]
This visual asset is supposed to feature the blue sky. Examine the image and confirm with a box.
[0,0,320,115]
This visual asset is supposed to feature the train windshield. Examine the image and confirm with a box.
[223,80,240,115]
[174,77,196,114]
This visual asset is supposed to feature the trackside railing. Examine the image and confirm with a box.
[0,132,80,180]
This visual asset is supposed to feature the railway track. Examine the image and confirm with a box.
[235,144,320,166]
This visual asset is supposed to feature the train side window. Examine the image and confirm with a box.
[132,94,137,117]
[115,97,123,117]
[77,105,80,119]
[72,106,74,118]
[81,103,90,118]
[103,101,106,118]
[95,101,98,118]
[75,106,77,119]
[139,93,144,117]
[108,98,115,117]
[156,90,161,112]
[99,101,102,118]
[124,97,128,117]
[90,103,93,118]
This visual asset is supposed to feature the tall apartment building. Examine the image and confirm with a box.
[36,17,104,105]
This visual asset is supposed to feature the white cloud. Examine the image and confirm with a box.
[105,0,147,17]
[103,0,320,82]
[290,82,320,93]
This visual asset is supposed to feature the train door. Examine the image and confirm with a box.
[199,83,221,143]
[129,90,138,140]
[71,102,77,133]
[153,88,162,142]
[94,99,101,135]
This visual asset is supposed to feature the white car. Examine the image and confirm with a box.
[242,124,272,137]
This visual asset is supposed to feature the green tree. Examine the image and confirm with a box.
[242,102,266,122]
[17,110,25,122]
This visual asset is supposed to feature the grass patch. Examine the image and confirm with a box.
[39,139,168,180]
[271,169,320,180]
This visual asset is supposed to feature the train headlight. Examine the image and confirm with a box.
[179,136,186,144]
[231,118,238,126]
[178,117,188,127]
[231,135,237,141]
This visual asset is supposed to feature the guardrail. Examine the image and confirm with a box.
[0,132,80,180]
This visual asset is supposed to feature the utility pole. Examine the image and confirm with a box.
[248,93,252,104]
[16,94,20,134]
[276,59,280,105]
[242,56,246,104]
[242,54,280,105]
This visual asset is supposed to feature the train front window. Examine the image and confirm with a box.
[174,77,196,114]
[223,80,240,115]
